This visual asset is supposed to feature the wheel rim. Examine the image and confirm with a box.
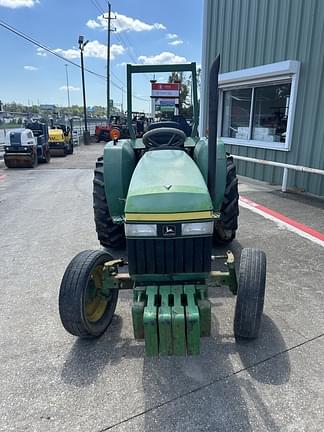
[85,265,109,322]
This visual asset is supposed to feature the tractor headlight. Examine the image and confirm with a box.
[5,147,9,151]
[24,147,27,151]
[125,223,157,237]
[181,221,214,236]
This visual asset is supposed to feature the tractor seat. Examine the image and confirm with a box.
[148,121,183,132]
[142,126,186,149]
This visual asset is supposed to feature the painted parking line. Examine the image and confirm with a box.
[239,195,324,247]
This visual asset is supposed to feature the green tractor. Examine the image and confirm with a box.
[59,58,266,355]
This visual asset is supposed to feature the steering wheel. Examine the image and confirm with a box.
[142,127,186,148]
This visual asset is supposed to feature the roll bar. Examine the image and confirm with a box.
[126,62,198,139]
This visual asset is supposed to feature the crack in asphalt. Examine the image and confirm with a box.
[98,333,324,431]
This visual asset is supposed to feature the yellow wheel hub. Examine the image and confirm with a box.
[85,266,109,322]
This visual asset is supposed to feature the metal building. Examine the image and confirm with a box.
[200,0,324,196]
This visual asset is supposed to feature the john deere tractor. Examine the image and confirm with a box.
[59,58,266,356]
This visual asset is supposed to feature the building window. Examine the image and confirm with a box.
[222,88,252,139]
[218,61,300,151]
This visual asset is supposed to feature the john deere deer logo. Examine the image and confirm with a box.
[163,225,176,237]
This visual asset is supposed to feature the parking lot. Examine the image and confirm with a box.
[0,144,323,432]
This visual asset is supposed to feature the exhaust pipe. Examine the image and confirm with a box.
[207,55,220,205]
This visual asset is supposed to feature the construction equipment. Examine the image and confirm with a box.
[95,115,129,142]
[96,114,150,142]
[4,121,50,168]
[59,58,267,356]
[48,124,73,156]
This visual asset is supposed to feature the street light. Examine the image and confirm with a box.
[78,35,90,144]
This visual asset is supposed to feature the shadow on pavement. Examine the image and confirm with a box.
[60,304,290,430]
[139,313,290,431]
[235,314,291,385]
[61,315,133,387]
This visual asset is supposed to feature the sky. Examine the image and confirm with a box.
[0,0,203,112]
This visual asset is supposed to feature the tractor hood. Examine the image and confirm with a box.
[125,149,213,221]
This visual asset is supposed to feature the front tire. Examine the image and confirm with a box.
[59,249,118,338]
[93,157,125,249]
[234,248,266,339]
[214,155,239,243]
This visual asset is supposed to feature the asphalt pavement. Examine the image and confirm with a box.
[0,144,323,432]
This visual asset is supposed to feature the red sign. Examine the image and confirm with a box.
[151,82,180,98]
[152,83,180,91]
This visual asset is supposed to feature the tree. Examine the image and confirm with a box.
[167,70,202,119]
[168,72,189,114]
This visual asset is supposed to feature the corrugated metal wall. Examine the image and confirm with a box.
[202,0,324,196]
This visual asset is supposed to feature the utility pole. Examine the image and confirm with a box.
[121,87,124,113]
[64,64,71,110]
[78,35,90,144]
[103,3,116,123]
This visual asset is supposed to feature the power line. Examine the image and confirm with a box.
[0,18,148,104]
[0,18,125,93]
[0,19,107,80]
[115,31,137,64]
[88,1,126,88]
[114,28,152,86]
[88,3,151,103]
[111,70,125,86]
[90,0,105,15]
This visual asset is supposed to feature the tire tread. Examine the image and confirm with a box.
[234,248,266,339]
[93,158,125,249]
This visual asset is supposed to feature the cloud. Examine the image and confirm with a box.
[86,12,166,33]
[138,51,187,65]
[36,47,47,56]
[24,65,38,70]
[59,85,80,92]
[166,33,178,39]
[169,40,183,46]
[53,41,125,60]
[0,0,38,8]
[86,19,101,29]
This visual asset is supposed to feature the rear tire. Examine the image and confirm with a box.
[213,155,239,244]
[93,157,125,249]
[59,249,118,338]
[234,248,266,339]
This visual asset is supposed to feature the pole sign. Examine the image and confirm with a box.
[155,98,178,106]
[151,83,180,98]
[155,98,177,112]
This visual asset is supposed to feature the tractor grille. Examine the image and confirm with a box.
[127,237,212,275]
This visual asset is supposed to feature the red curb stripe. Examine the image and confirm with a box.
[240,195,324,242]
[0,175,6,181]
